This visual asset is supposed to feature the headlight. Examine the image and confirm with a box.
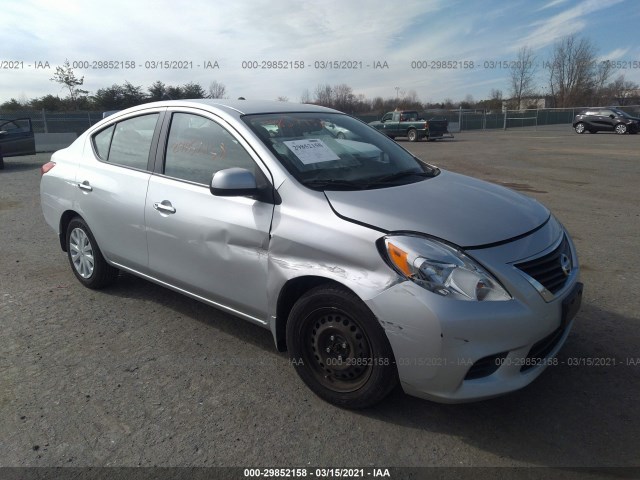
[379,234,511,301]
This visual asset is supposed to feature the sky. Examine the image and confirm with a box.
[1,0,639,106]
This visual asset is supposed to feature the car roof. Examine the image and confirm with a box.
[120,99,339,118]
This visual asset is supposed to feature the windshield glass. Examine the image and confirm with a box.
[242,112,438,190]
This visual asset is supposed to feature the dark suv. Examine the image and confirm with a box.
[573,108,640,135]
[0,118,36,169]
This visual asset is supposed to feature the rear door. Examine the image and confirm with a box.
[0,118,36,156]
[596,110,616,131]
[75,110,165,272]
[145,109,274,321]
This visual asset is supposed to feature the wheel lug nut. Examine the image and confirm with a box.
[330,335,335,341]
[342,343,347,349]
[326,347,331,353]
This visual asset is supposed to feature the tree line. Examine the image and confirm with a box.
[1,35,639,114]
[0,60,229,112]
[508,36,639,108]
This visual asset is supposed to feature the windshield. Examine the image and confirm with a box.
[242,112,438,190]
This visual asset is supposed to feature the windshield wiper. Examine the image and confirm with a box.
[365,169,436,185]
[304,179,371,190]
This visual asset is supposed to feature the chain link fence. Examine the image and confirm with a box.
[0,109,104,136]
[2,105,640,137]
[360,105,640,132]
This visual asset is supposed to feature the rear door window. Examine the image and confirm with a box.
[92,113,159,170]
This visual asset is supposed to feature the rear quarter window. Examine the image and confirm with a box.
[93,125,114,160]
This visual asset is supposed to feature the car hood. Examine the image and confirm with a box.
[324,170,550,248]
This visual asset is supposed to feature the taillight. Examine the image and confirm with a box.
[40,161,56,175]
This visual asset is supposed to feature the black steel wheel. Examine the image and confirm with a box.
[286,285,398,408]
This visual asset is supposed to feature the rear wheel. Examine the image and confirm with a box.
[574,123,586,134]
[407,129,418,142]
[66,217,119,289]
[286,285,398,409]
[615,123,627,135]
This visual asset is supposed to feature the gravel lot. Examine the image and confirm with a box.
[1,125,638,472]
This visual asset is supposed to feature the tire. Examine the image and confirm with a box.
[615,123,627,135]
[286,285,398,409]
[574,123,586,134]
[0,157,4,170]
[66,217,119,289]
[407,129,418,142]
[336,132,346,139]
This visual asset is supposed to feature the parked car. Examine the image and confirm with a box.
[0,118,36,169]
[369,110,450,141]
[573,108,640,134]
[40,100,582,408]
[322,120,355,139]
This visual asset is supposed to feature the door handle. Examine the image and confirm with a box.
[153,201,176,214]
[77,181,93,192]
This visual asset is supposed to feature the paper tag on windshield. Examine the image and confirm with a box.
[283,139,340,165]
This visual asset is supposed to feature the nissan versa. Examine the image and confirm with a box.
[40,100,583,408]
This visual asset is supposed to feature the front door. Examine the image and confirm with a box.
[145,111,273,321]
[0,118,36,156]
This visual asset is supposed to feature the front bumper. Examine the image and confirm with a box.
[366,226,582,403]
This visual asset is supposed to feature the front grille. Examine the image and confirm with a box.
[464,352,508,380]
[515,235,572,294]
[520,327,565,372]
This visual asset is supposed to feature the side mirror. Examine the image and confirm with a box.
[609,114,615,119]
[210,168,258,197]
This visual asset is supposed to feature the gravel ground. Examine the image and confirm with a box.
[0,125,638,473]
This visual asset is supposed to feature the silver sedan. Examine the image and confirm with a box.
[40,99,582,408]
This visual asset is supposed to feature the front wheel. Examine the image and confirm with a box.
[66,217,119,289]
[407,129,418,142]
[286,286,398,409]
[615,123,627,135]
[574,123,586,134]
